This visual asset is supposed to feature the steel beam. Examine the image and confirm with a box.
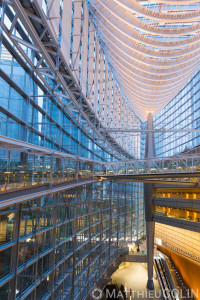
[9,0,133,161]
[103,129,200,133]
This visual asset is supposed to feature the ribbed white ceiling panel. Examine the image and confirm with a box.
[87,0,200,120]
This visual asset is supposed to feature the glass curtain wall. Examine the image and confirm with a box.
[0,181,144,299]
[153,69,200,157]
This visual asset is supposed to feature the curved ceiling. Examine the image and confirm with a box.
[87,0,200,120]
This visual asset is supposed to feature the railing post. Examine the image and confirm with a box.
[76,157,79,181]
[92,161,95,179]
[50,152,53,190]
[192,157,193,173]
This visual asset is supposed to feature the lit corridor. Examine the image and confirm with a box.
[111,262,161,300]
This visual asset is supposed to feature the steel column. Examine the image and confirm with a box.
[144,113,155,290]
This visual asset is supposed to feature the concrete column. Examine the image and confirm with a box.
[144,113,155,290]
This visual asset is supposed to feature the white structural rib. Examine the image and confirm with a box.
[87,0,200,120]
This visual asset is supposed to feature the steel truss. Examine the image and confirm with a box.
[0,0,134,161]
[105,155,200,176]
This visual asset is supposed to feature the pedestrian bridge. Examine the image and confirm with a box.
[0,135,200,208]
[99,156,200,181]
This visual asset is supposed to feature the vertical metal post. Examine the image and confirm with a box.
[144,113,155,290]
[86,185,93,294]
[71,189,78,299]
[124,182,127,243]
[76,157,79,181]
[7,150,10,172]
[116,182,120,251]
[136,183,140,241]
[50,154,53,189]
[108,180,112,267]
[99,181,104,277]
[92,161,95,179]
[49,193,57,295]
[9,204,22,300]
[192,157,193,173]
[0,0,5,63]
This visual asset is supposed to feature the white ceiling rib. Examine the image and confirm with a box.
[88,0,200,120]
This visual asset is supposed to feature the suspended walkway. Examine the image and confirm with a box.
[0,136,200,208]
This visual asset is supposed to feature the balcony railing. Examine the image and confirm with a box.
[0,135,104,193]
[0,136,200,194]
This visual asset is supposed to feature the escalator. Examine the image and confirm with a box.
[154,252,194,300]
[155,256,176,300]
